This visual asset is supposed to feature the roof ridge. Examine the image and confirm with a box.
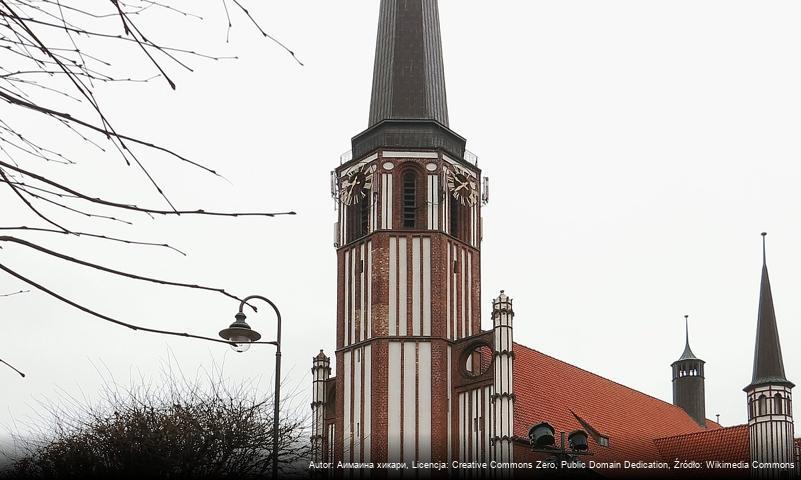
[654,424,748,443]
[513,341,703,416]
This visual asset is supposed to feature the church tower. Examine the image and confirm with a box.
[745,233,795,479]
[313,0,488,466]
[671,315,707,427]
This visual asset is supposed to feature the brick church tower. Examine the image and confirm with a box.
[311,0,513,467]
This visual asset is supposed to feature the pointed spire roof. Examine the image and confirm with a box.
[746,233,794,390]
[368,0,449,127]
[677,315,700,362]
[351,0,466,159]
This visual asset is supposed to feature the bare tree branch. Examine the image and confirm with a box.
[0,288,29,297]
[0,357,26,377]
[0,0,299,353]
[0,226,187,255]
[0,160,297,218]
[0,262,278,348]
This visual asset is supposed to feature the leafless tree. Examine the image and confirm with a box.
[0,0,302,370]
[4,361,310,478]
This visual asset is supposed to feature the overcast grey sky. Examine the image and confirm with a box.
[1,0,800,445]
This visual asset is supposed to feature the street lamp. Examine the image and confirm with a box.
[529,422,592,466]
[219,295,281,479]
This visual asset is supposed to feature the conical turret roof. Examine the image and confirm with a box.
[746,234,793,390]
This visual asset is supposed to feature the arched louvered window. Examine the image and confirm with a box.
[774,393,783,415]
[758,394,767,416]
[402,171,417,228]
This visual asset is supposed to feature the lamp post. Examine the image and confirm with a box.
[219,295,281,479]
[529,422,592,468]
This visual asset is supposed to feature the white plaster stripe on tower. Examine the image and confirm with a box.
[383,151,439,159]
[353,348,362,461]
[360,244,365,342]
[412,238,421,336]
[363,344,372,462]
[446,243,451,339]
[467,252,472,337]
[418,342,432,462]
[402,342,417,463]
[472,389,479,461]
[367,241,373,339]
[351,249,356,345]
[443,169,449,234]
[381,174,389,229]
[458,392,465,460]
[344,250,350,346]
[461,249,466,339]
[484,386,492,462]
[398,237,408,336]
[427,176,434,229]
[389,238,397,336]
[343,350,352,461]
[447,345,452,462]
[340,207,346,244]
[371,175,377,233]
[388,342,401,461]
[432,175,439,229]
[423,238,431,336]
[328,424,335,463]
[448,244,462,340]
[386,174,393,229]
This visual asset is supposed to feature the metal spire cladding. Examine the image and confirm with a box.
[747,233,794,389]
[368,0,449,127]
[678,315,699,362]
[351,0,466,159]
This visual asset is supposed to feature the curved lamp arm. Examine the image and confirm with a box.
[237,295,281,352]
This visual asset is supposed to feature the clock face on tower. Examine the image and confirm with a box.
[340,163,376,206]
[446,165,478,206]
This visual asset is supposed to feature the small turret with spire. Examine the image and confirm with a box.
[744,233,795,479]
[671,315,707,427]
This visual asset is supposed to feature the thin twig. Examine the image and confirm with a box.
[0,288,29,297]
[0,357,26,377]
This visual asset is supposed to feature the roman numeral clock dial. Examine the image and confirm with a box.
[447,165,478,206]
[340,163,376,206]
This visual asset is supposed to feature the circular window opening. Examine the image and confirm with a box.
[464,344,493,377]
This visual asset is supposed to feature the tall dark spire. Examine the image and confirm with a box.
[747,233,794,389]
[351,0,466,160]
[678,314,698,361]
[368,0,449,127]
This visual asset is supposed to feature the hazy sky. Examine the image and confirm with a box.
[1,0,800,447]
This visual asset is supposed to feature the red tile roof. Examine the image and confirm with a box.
[513,342,719,463]
[653,425,749,463]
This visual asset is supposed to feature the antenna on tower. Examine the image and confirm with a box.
[761,232,767,265]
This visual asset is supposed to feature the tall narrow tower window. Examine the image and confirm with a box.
[774,393,783,414]
[450,200,460,239]
[403,172,417,228]
[359,197,370,236]
[758,394,767,416]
